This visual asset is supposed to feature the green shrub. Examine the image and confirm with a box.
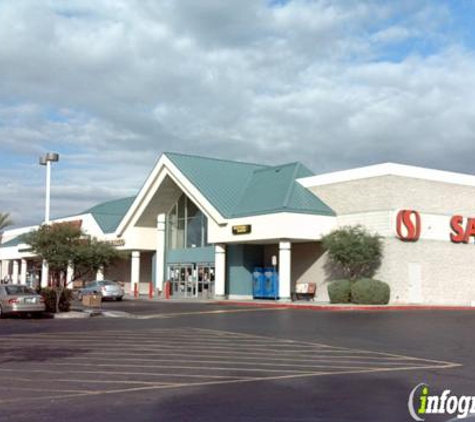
[40,288,73,313]
[351,278,390,305]
[327,279,352,303]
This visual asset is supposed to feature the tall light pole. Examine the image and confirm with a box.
[39,152,59,223]
[39,152,59,287]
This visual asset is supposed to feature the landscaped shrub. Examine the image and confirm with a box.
[40,288,73,313]
[351,278,390,305]
[327,279,351,303]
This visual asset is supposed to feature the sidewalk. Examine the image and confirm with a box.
[116,294,475,312]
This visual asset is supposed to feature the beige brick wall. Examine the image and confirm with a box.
[309,175,475,215]
[376,238,475,305]
[301,174,475,305]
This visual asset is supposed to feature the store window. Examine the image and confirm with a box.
[167,194,208,250]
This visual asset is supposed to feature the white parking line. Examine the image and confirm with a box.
[0,327,461,406]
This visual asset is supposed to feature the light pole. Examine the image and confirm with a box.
[39,152,59,223]
[39,152,59,287]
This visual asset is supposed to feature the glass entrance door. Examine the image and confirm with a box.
[167,263,215,299]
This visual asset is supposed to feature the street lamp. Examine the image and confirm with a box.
[39,152,59,224]
[39,152,59,288]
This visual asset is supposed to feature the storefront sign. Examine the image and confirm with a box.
[450,215,475,243]
[396,210,475,244]
[396,210,421,242]
[105,238,126,247]
[232,225,252,235]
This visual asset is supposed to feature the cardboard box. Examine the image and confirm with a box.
[82,294,102,307]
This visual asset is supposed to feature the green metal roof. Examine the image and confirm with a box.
[1,235,25,248]
[83,196,136,234]
[165,152,335,218]
[165,153,268,217]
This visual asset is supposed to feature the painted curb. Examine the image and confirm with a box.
[214,301,475,312]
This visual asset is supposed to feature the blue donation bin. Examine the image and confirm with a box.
[253,267,279,299]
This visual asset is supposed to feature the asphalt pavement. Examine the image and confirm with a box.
[0,299,474,422]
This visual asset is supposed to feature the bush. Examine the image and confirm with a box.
[351,278,390,305]
[40,288,73,313]
[327,279,351,303]
[322,225,383,280]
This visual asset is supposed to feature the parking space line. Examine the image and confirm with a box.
[48,355,429,369]
[0,327,461,406]
[0,367,255,380]
[0,362,460,406]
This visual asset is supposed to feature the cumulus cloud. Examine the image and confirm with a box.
[0,0,475,227]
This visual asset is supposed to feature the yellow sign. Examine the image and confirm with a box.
[232,225,252,235]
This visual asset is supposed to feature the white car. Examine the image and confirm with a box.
[78,280,124,301]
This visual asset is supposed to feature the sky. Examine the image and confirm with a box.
[1,0,475,228]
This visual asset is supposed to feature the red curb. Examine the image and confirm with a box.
[215,301,475,312]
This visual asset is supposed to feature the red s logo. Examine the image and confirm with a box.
[396,210,421,241]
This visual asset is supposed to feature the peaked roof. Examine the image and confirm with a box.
[1,235,25,248]
[83,197,136,233]
[165,152,335,218]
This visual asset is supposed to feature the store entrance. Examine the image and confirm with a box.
[167,263,215,299]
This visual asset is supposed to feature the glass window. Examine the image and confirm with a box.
[167,193,208,250]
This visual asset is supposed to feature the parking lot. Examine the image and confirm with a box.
[0,301,474,421]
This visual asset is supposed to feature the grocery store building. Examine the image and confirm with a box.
[2,152,475,305]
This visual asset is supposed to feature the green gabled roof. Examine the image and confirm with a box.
[1,235,25,248]
[165,152,335,218]
[165,153,268,218]
[83,197,136,233]
[232,162,335,217]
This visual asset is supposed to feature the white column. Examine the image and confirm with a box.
[20,259,27,284]
[155,213,166,293]
[278,241,292,301]
[41,260,49,288]
[130,251,141,295]
[12,260,19,284]
[0,260,9,281]
[214,244,226,299]
[96,266,105,281]
[67,261,74,286]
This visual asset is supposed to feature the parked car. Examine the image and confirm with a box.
[77,280,124,301]
[0,284,46,317]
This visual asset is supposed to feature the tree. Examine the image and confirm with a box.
[0,212,13,244]
[322,225,384,281]
[24,223,123,312]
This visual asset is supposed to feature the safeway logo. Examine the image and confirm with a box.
[396,210,421,241]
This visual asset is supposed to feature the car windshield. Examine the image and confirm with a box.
[5,286,36,295]
[99,281,116,286]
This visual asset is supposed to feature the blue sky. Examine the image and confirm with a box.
[1,0,475,228]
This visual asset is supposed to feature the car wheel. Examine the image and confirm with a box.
[116,296,123,301]
[0,304,3,318]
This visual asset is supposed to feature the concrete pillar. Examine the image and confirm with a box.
[12,260,19,284]
[0,260,9,281]
[20,259,27,284]
[96,266,105,281]
[214,244,226,299]
[131,251,141,295]
[155,213,166,293]
[41,260,49,288]
[67,261,74,286]
[278,241,292,301]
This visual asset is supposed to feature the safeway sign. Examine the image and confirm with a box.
[396,210,475,244]
[396,210,421,242]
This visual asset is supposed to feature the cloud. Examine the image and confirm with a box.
[0,0,475,227]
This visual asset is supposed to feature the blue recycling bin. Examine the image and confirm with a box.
[252,267,265,298]
[263,267,279,299]
[253,267,278,299]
